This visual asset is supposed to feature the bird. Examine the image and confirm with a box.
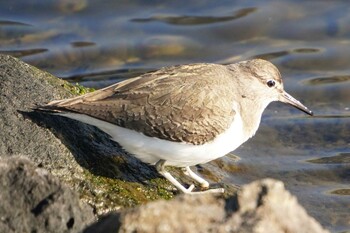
[35,59,313,194]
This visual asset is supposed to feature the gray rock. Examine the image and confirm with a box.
[0,54,79,175]
[84,179,329,233]
[0,156,95,233]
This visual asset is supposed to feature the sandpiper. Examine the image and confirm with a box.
[36,59,313,194]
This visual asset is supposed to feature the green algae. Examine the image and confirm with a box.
[62,82,95,95]
[77,169,174,215]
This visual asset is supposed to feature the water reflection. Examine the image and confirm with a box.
[131,7,257,25]
[0,48,48,57]
[330,189,350,196]
[305,75,350,85]
[0,20,31,26]
[307,153,350,164]
[70,41,96,47]
[253,47,321,60]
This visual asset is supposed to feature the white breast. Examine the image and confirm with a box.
[58,112,249,167]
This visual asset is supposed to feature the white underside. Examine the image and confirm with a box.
[57,113,250,167]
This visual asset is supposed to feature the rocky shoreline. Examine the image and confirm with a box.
[0,54,329,233]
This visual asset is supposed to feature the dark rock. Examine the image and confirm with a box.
[83,213,121,233]
[84,179,329,233]
[0,156,95,233]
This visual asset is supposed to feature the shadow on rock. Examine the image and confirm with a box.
[22,110,160,183]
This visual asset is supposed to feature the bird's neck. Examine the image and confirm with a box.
[239,99,268,139]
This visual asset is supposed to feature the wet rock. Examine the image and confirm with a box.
[84,179,329,233]
[0,156,94,233]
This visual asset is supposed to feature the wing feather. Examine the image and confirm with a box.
[43,63,236,145]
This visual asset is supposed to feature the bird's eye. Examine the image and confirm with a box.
[267,80,276,88]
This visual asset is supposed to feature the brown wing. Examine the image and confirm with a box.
[43,63,236,145]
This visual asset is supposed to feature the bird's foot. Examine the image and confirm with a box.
[183,187,225,195]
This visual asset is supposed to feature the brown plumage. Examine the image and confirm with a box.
[41,63,239,145]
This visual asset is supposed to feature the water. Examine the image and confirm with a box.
[1,0,349,232]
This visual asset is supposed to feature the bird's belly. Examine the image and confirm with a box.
[59,113,248,167]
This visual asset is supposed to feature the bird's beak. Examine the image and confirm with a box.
[280,91,313,116]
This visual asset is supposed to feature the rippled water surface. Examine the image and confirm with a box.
[1,0,349,232]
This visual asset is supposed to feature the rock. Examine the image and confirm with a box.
[0,156,95,233]
[84,179,329,233]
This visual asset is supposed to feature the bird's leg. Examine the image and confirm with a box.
[155,160,195,193]
[182,166,209,189]
[182,167,225,194]
[155,160,225,194]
